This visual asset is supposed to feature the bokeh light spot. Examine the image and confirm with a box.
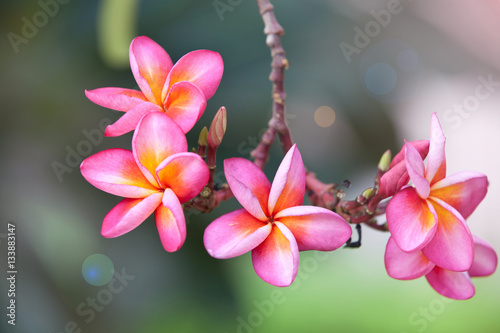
[82,254,114,286]
[364,63,397,95]
[314,106,336,127]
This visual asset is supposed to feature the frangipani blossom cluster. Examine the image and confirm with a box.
[82,36,222,251]
[382,114,497,299]
[204,145,352,286]
[81,34,496,295]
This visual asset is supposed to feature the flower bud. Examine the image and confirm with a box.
[378,150,392,172]
[356,187,374,205]
[378,140,430,198]
[198,127,208,146]
[362,187,375,200]
[207,106,227,148]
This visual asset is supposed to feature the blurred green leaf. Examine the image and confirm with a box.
[97,0,139,68]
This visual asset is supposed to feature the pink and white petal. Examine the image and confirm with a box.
[163,50,223,101]
[204,209,272,259]
[274,206,351,251]
[132,111,187,187]
[469,235,498,277]
[155,189,186,252]
[387,187,438,252]
[101,192,163,238]
[430,171,488,220]
[81,148,159,198]
[390,140,430,169]
[156,152,209,203]
[425,266,475,300]
[385,237,435,280]
[164,81,207,133]
[252,222,299,287]
[104,101,163,137]
[425,113,447,184]
[224,158,271,221]
[85,88,147,111]
[422,198,474,272]
[405,141,430,199]
[378,161,410,198]
[268,144,305,215]
[130,36,173,105]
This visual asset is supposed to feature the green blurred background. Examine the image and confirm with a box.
[1,0,500,332]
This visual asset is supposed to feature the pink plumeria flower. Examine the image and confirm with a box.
[85,36,224,136]
[378,140,429,198]
[81,112,209,252]
[386,113,489,272]
[385,235,497,300]
[204,145,352,287]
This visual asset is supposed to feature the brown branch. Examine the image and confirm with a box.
[185,0,390,235]
[251,0,293,169]
[251,0,389,233]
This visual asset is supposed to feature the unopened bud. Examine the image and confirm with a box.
[207,106,227,148]
[198,127,208,146]
[362,187,374,200]
[356,187,374,205]
[378,149,392,172]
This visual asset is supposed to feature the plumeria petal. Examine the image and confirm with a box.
[156,152,209,203]
[204,209,272,259]
[252,222,299,287]
[85,88,147,112]
[380,140,430,198]
[379,162,410,198]
[425,113,446,184]
[430,171,488,220]
[423,198,474,271]
[275,206,351,251]
[164,81,207,133]
[425,267,475,300]
[163,50,224,101]
[268,144,305,216]
[385,237,435,280]
[101,193,163,238]
[104,101,163,137]
[133,112,187,187]
[130,36,173,105]
[405,141,430,199]
[224,158,271,221]
[80,148,160,198]
[390,140,430,169]
[431,159,447,186]
[469,235,498,277]
[387,187,438,252]
[155,189,186,252]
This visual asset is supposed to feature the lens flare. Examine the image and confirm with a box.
[82,254,114,286]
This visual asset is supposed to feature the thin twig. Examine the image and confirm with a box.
[251,0,293,169]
